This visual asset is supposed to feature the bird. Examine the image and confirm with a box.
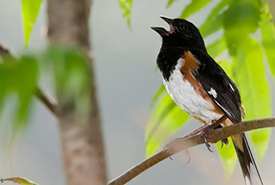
[151,16,263,185]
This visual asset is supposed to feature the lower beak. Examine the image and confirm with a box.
[151,27,169,37]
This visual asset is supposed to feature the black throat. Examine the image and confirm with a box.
[155,28,207,81]
[156,46,186,81]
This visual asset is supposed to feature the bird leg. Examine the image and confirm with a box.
[165,115,227,157]
[196,115,227,152]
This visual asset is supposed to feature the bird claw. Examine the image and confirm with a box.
[164,118,229,161]
[203,135,213,152]
[220,138,229,148]
[197,126,214,152]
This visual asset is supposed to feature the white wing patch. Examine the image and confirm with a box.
[208,88,217,98]
[229,83,235,92]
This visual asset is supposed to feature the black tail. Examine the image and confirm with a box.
[232,133,263,185]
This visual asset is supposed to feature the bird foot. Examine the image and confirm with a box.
[197,125,214,152]
[164,116,228,160]
[196,115,227,151]
[220,138,229,148]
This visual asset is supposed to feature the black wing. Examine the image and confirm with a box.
[190,49,242,123]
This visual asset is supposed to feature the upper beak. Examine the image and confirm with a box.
[160,16,173,24]
[151,27,169,37]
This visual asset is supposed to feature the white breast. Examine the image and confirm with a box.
[163,59,223,124]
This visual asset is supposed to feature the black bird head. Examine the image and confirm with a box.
[152,16,206,51]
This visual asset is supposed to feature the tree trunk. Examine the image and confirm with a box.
[47,0,107,185]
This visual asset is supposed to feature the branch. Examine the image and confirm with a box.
[0,42,12,58]
[0,42,59,116]
[35,88,59,116]
[108,117,275,185]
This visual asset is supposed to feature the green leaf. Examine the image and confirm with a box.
[218,60,233,78]
[119,0,133,29]
[217,138,237,180]
[199,0,231,37]
[41,46,91,118]
[21,0,43,46]
[150,85,165,107]
[223,2,261,55]
[223,2,261,33]
[146,94,189,156]
[2,177,38,185]
[199,13,223,38]
[206,37,227,58]
[232,37,271,161]
[0,56,38,131]
[15,56,38,126]
[260,11,275,79]
[180,0,214,18]
[166,0,178,8]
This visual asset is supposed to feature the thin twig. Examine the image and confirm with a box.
[0,42,59,116]
[0,43,12,58]
[108,117,275,185]
[35,88,59,116]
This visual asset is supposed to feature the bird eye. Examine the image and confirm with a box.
[179,23,186,30]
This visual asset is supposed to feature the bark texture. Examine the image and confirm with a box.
[47,0,107,184]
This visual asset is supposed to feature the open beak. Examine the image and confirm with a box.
[151,16,174,37]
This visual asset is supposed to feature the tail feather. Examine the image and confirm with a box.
[232,134,263,185]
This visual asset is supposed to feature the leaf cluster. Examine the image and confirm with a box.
[0,46,91,135]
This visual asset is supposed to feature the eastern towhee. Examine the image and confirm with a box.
[152,16,263,185]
